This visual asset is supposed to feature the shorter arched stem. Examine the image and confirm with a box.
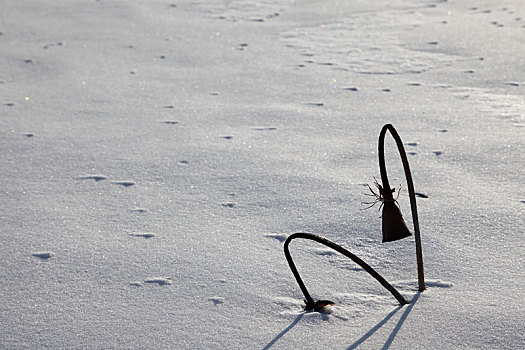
[284,232,408,309]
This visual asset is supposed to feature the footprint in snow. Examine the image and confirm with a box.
[220,202,236,208]
[264,234,288,243]
[314,248,337,256]
[130,232,156,239]
[32,251,55,260]
[209,297,224,305]
[112,181,135,187]
[251,126,276,131]
[144,277,172,286]
[43,41,64,49]
[77,174,108,182]
[235,43,248,51]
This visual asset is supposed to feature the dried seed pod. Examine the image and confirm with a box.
[382,200,412,242]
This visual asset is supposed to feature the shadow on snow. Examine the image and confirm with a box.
[264,292,421,350]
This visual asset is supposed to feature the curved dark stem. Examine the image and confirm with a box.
[284,232,408,309]
[379,124,425,291]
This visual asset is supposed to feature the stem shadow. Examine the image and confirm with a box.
[347,292,421,350]
[381,292,420,349]
[263,313,304,350]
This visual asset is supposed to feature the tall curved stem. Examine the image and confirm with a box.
[284,232,408,308]
[379,124,425,291]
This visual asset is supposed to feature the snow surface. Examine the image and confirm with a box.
[1,0,524,348]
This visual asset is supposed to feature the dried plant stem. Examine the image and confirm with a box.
[284,232,408,309]
[379,124,425,291]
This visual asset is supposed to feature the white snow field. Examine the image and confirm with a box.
[1,0,524,348]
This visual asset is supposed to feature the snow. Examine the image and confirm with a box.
[1,0,524,348]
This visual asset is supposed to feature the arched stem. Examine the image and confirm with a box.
[379,124,425,291]
[284,232,408,309]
